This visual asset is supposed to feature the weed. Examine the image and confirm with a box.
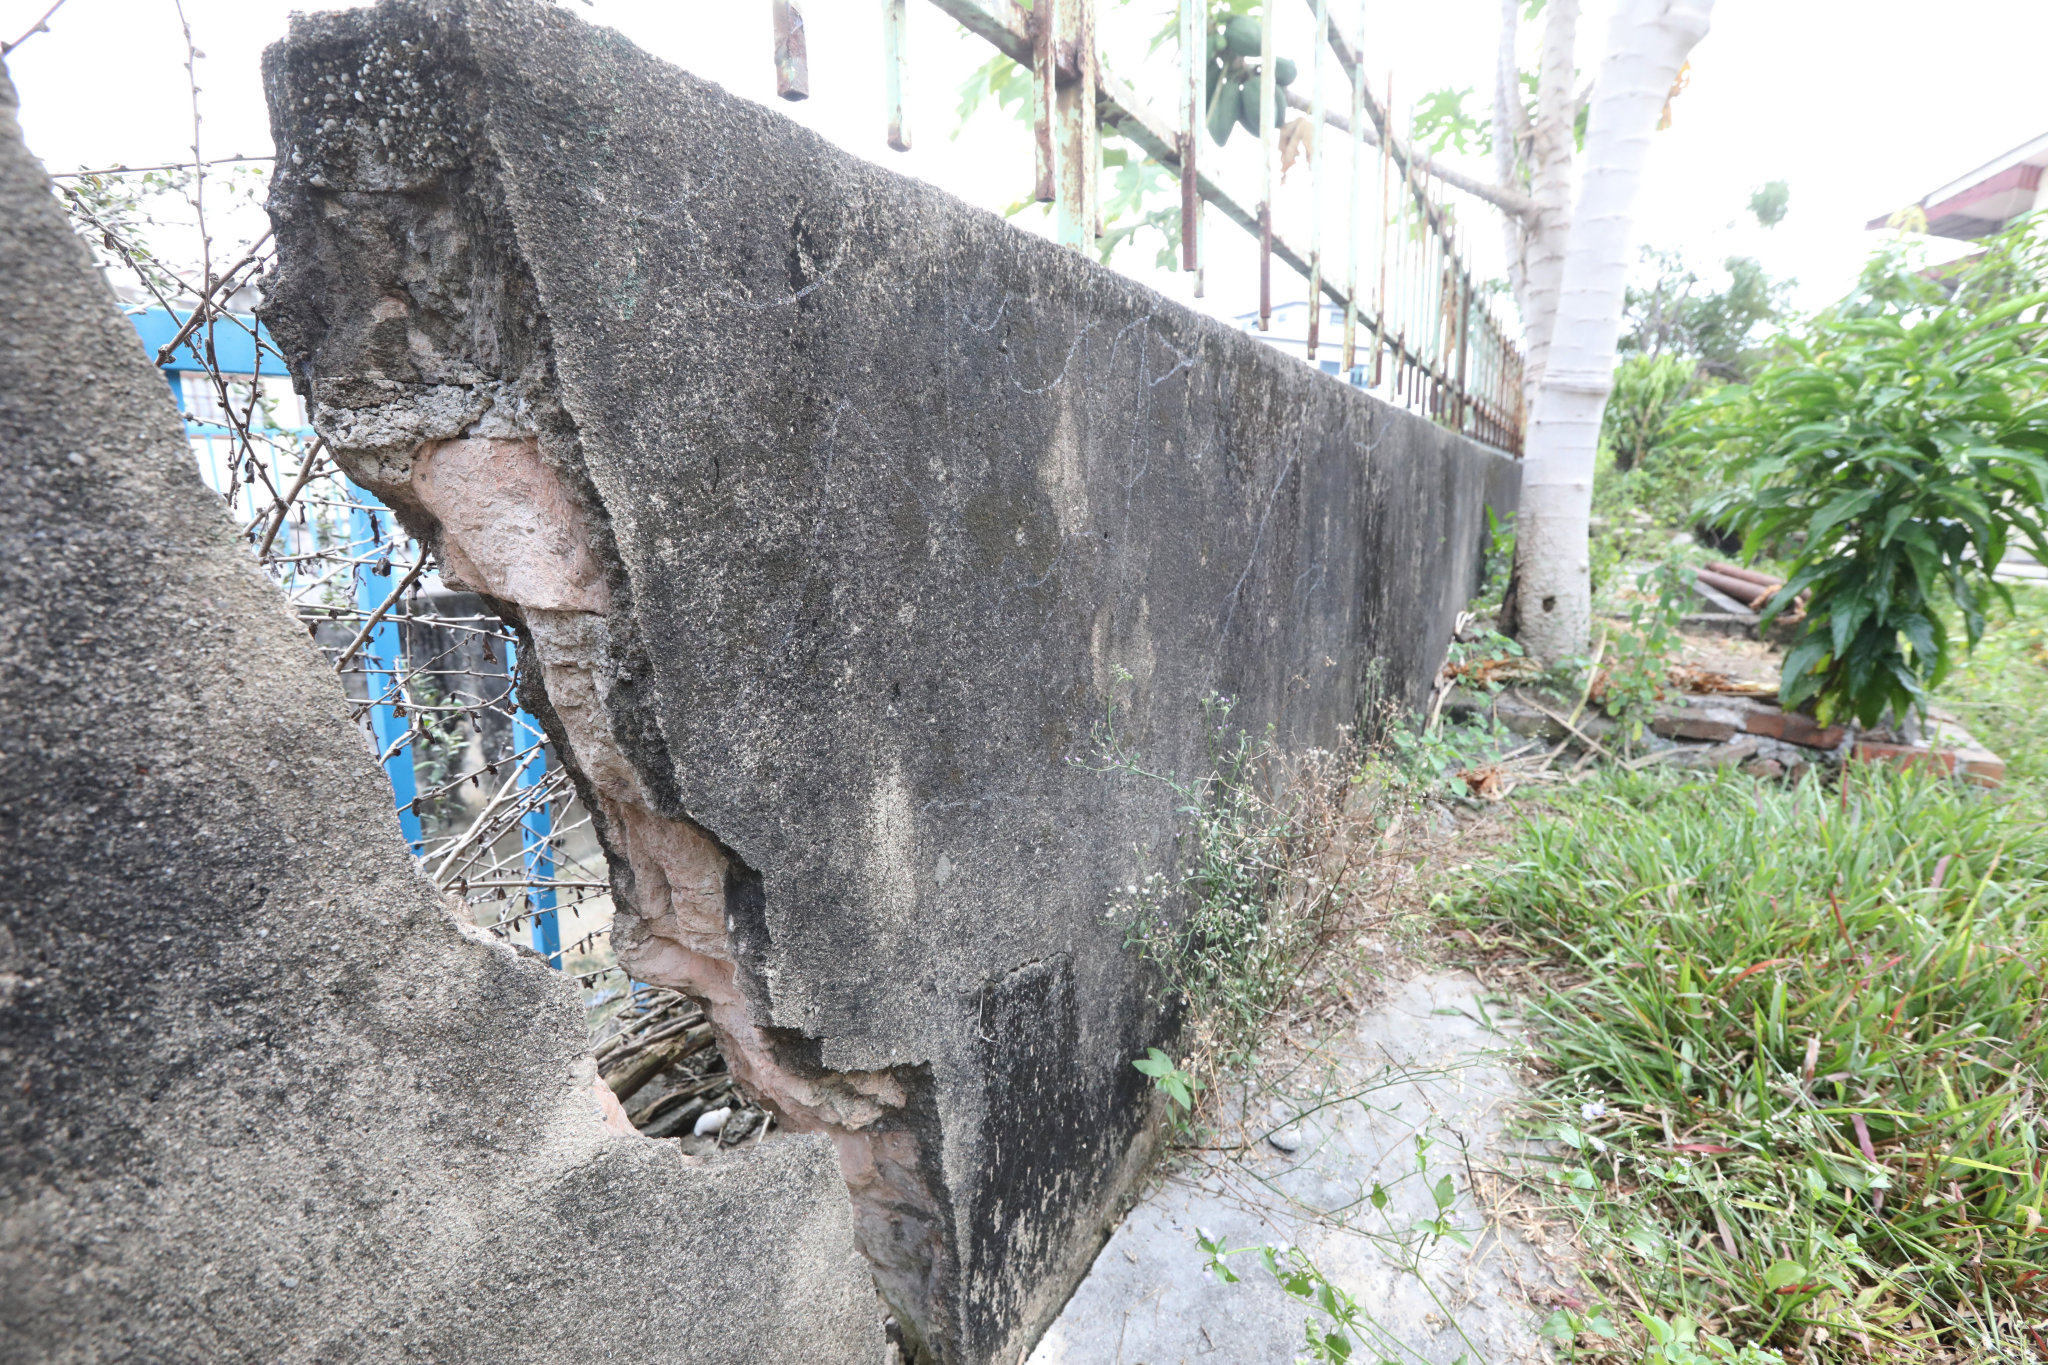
[1089,689,1354,1111]
[1133,1047,1195,1112]
[1594,561,1692,746]
[1198,1125,1489,1365]
[1453,764,2048,1360]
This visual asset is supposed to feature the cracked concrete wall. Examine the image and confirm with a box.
[0,59,882,1365]
[258,4,1520,1362]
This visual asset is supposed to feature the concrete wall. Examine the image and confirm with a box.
[259,4,1519,1362]
[0,59,882,1365]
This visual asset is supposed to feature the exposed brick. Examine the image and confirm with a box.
[1650,716,1737,743]
[1780,713,1845,749]
[1741,710,1787,740]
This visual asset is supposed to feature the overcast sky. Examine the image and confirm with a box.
[7,0,2045,332]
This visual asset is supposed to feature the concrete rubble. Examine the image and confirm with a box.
[0,56,882,1365]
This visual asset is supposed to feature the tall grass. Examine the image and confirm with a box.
[1458,767,2048,1360]
[1942,581,2048,796]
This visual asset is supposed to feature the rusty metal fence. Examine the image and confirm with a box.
[774,0,1525,453]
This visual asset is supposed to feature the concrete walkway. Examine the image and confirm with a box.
[1027,972,1566,1365]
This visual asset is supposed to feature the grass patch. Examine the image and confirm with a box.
[1455,766,2048,1362]
[1941,582,2048,794]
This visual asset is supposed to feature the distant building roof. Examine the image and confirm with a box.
[1871,132,2048,240]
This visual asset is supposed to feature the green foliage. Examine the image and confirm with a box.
[1621,249,1794,381]
[1747,180,1790,229]
[1197,1127,1486,1360]
[1603,352,1703,473]
[1595,562,1690,745]
[1697,220,2048,728]
[1939,582,2048,792]
[1413,84,1490,157]
[1476,505,1516,612]
[1097,148,1183,269]
[56,162,270,296]
[1639,1315,1785,1365]
[1133,1046,1195,1111]
[953,50,1033,132]
[1455,766,2048,1360]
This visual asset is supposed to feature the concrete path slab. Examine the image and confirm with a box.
[1028,972,1566,1365]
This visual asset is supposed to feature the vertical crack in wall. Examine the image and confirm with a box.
[357,432,951,1356]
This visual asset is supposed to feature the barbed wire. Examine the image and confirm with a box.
[60,155,631,1026]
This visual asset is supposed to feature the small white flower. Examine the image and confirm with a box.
[1580,1101,1608,1121]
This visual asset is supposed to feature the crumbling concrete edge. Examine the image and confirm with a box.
[259,15,958,1349]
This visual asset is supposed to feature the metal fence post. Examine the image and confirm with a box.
[1307,0,1327,360]
[773,0,810,101]
[346,484,424,855]
[504,637,561,969]
[884,0,911,151]
[1257,0,1275,331]
[1055,0,1100,248]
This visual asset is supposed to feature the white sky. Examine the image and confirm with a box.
[7,0,2048,333]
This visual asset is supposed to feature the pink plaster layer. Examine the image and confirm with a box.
[401,433,942,1335]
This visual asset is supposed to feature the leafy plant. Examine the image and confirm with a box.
[1746,180,1790,230]
[1639,1314,1785,1365]
[1595,561,1690,745]
[1940,581,2048,793]
[1698,220,2048,728]
[1133,1046,1195,1111]
[1195,1128,1485,1363]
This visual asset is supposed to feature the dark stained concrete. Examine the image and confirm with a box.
[259,4,1520,1361]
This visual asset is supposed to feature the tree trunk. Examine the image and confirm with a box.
[1492,0,1530,310]
[1513,0,1714,663]
[1516,0,1580,394]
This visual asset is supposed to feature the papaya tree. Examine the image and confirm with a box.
[1496,0,1716,661]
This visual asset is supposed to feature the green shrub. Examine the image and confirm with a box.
[1698,220,2048,727]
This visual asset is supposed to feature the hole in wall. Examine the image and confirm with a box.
[593,987,769,1151]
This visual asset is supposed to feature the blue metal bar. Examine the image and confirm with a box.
[347,483,425,855]
[505,638,561,969]
[127,306,294,375]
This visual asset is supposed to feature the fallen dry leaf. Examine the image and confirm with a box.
[1666,664,1776,697]
[1462,766,1506,801]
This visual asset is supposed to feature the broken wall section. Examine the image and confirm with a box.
[259,4,1520,1362]
[0,54,882,1365]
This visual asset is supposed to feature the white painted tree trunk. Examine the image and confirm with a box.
[1516,0,1580,393]
[1492,0,1531,312]
[1512,0,1714,663]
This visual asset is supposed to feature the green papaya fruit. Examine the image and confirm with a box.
[1206,76,1239,146]
[1273,56,1297,87]
[1237,78,1262,135]
[1223,15,1261,57]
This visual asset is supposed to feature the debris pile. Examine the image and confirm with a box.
[595,989,770,1152]
[1686,561,1806,637]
